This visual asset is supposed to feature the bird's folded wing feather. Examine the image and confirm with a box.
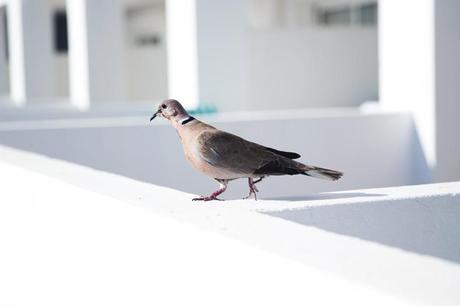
[197,130,276,174]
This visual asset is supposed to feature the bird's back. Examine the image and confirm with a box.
[194,128,311,179]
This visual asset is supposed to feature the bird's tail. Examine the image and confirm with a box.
[303,166,343,181]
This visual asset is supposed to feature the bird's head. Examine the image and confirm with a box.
[150,99,190,125]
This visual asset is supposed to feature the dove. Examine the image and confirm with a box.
[150,99,343,201]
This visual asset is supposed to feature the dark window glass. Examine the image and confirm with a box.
[136,34,161,46]
[360,3,378,25]
[53,10,68,53]
[318,8,351,25]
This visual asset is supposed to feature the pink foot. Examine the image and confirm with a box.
[193,180,228,202]
[244,178,260,200]
[192,196,223,201]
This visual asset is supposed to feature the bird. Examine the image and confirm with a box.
[150,99,343,201]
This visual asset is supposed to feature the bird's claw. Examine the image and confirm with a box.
[192,196,224,201]
[243,194,257,200]
[243,189,258,200]
[244,178,259,200]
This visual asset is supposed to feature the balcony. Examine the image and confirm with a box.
[0,141,459,305]
[0,108,458,305]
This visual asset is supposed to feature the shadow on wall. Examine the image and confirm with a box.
[263,194,460,264]
[266,192,386,202]
[409,118,432,183]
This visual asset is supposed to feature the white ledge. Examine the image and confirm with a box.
[0,145,459,306]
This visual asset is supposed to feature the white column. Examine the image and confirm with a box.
[166,0,199,109]
[166,0,249,111]
[6,0,54,105]
[379,0,460,181]
[434,0,460,181]
[67,0,125,110]
[0,6,8,96]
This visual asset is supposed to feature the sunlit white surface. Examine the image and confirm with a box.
[6,0,54,104]
[379,0,460,183]
[67,0,126,109]
[0,148,409,306]
[1,146,459,305]
[166,0,199,109]
[379,0,435,164]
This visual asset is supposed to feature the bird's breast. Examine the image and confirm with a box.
[180,135,242,179]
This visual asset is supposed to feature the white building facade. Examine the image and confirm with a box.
[0,0,378,111]
[1,2,460,305]
[0,0,459,183]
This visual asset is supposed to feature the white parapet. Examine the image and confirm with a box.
[0,145,459,306]
[0,109,431,197]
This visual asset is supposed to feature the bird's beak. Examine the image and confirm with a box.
[150,111,159,122]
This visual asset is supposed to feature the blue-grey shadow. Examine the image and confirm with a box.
[408,118,432,183]
[266,192,386,202]
[263,194,460,263]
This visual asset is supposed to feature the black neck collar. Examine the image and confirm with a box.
[180,116,195,125]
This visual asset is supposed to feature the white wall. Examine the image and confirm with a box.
[166,0,250,110]
[379,0,460,183]
[50,0,168,103]
[7,0,55,104]
[165,0,379,111]
[54,55,69,98]
[248,0,378,28]
[6,0,377,111]
[0,110,430,198]
[196,0,250,111]
[434,0,460,182]
[0,6,9,96]
[124,2,168,101]
[379,0,435,166]
[249,28,378,110]
[0,145,458,306]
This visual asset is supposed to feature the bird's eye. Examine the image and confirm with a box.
[161,104,167,109]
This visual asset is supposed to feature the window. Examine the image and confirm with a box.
[125,5,164,48]
[359,3,378,25]
[317,7,351,25]
[315,2,378,27]
[53,10,68,53]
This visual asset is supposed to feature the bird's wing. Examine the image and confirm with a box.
[263,146,301,159]
[197,130,277,175]
[196,129,342,180]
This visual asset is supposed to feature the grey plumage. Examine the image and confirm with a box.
[198,129,342,180]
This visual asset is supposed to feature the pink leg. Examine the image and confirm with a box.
[244,177,260,200]
[193,180,228,201]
